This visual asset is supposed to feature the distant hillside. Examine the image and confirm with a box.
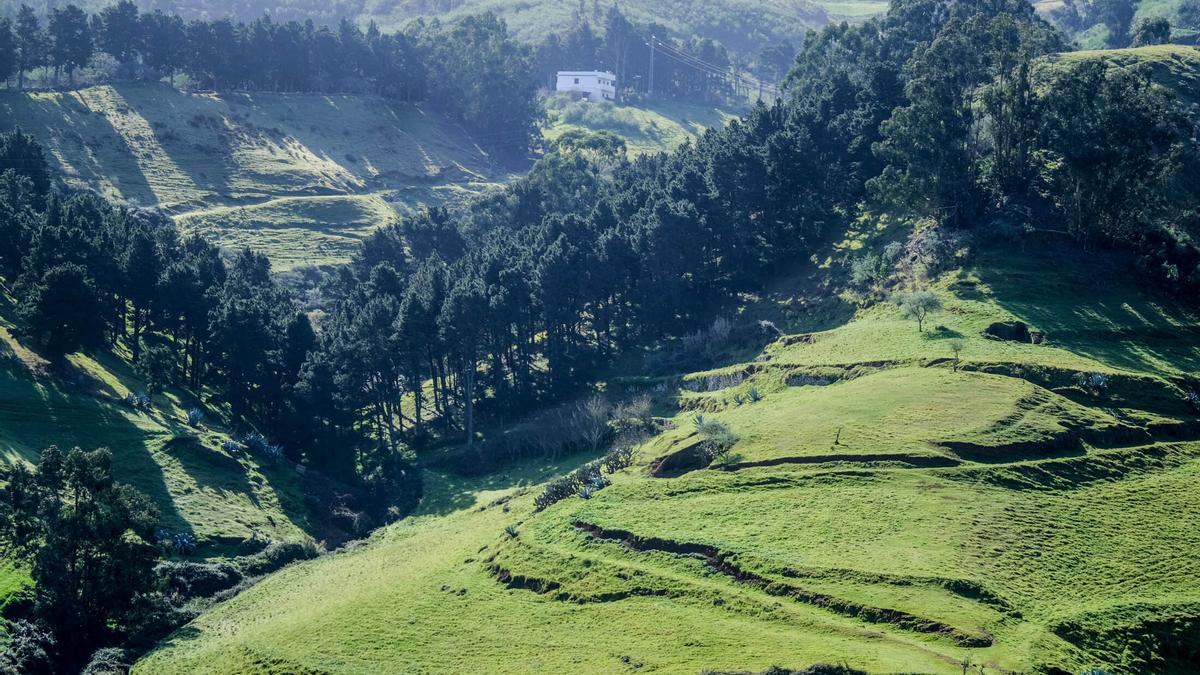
[356,0,842,56]
[0,83,734,269]
[0,83,502,269]
[0,0,889,56]
[542,96,735,157]
[1036,44,1200,105]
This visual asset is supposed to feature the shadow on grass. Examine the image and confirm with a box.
[0,366,193,538]
[416,447,607,517]
[972,244,1200,374]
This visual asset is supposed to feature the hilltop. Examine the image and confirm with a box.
[135,235,1200,674]
[1037,44,1200,104]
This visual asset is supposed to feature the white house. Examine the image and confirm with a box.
[555,71,617,101]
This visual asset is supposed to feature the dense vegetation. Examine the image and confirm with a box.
[0,0,1198,669]
[0,2,540,156]
[1048,0,1200,48]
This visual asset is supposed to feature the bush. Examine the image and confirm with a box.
[534,474,580,511]
[600,444,636,474]
[156,529,197,556]
[123,393,152,410]
[186,408,205,427]
[1075,372,1109,396]
[239,540,320,577]
[120,592,194,651]
[155,561,242,600]
[0,620,55,674]
[80,647,132,675]
[694,416,738,463]
[747,386,763,403]
[610,394,654,438]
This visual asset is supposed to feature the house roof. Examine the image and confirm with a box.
[556,71,617,78]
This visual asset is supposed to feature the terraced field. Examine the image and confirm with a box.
[135,243,1200,673]
[0,84,735,271]
[0,83,502,270]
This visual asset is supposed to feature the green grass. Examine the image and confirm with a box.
[542,96,736,157]
[0,294,309,557]
[1038,45,1200,106]
[0,82,502,269]
[134,240,1200,673]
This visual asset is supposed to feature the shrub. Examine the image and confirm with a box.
[221,439,242,455]
[123,393,152,410]
[579,395,613,451]
[155,561,242,600]
[81,647,132,675]
[156,529,197,556]
[0,620,56,674]
[600,444,636,473]
[1075,372,1109,396]
[694,417,738,464]
[610,394,654,438]
[186,408,205,427]
[504,525,519,539]
[534,474,580,511]
[239,539,320,577]
[241,432,268,453]
[850,253,888,289]
[747,386,763,403]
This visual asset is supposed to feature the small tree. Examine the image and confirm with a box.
[578,395,612,450]
[898,290,942,332]
[18,263,106,364]
[135,342,173,395]
[1131,17,1171,46]
[948,338,965,370]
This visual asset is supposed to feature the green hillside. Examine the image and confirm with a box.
[0,83,734,271]
[543,96,736,157]
[0,83,501,270]
[1037,44,1200,104]
[0,293,309,558]
[136,239,1200,673]
[357,0,888,53]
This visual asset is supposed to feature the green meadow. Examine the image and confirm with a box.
[136,238,1200,673]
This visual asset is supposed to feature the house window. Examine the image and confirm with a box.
[574,78,580,84]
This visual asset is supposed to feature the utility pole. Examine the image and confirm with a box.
[648,34,655,97]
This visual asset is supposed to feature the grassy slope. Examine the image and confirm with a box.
[0,83,736,269]
[136,240,1200,674]
[0,292,309,560]
[1038,45,1200,105]
[542,96,737,157]
[0,83,501,270]
[357,0,854,56]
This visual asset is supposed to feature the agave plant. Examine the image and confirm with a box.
[186,408,206,427]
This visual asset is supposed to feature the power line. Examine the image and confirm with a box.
[644,36,781,100]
